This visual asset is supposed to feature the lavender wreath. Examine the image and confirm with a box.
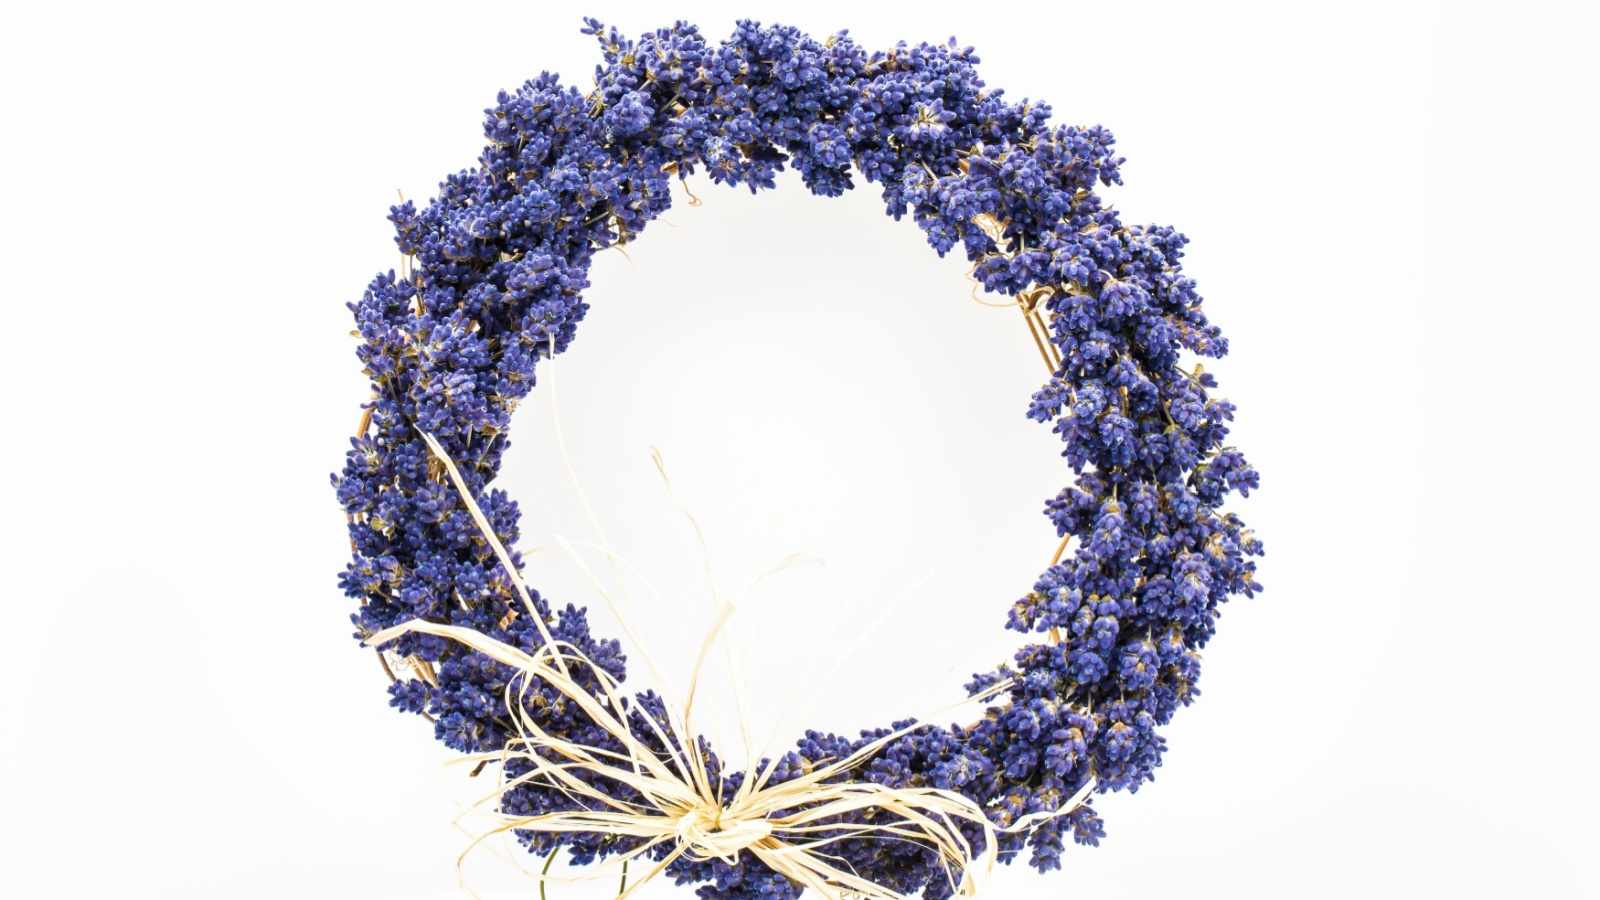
[335,18,1263,900]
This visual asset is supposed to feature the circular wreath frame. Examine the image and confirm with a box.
[335,18,1263,900]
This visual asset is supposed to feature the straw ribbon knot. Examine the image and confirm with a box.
[674,806,772,864]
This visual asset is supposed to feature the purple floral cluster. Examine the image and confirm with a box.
[334,18,1262,899]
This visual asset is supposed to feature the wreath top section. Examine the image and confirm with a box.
[361,20,1143,455]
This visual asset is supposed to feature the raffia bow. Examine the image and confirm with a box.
[366,432,1093,899]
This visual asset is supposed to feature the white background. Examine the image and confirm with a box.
[3,1,1596,897]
